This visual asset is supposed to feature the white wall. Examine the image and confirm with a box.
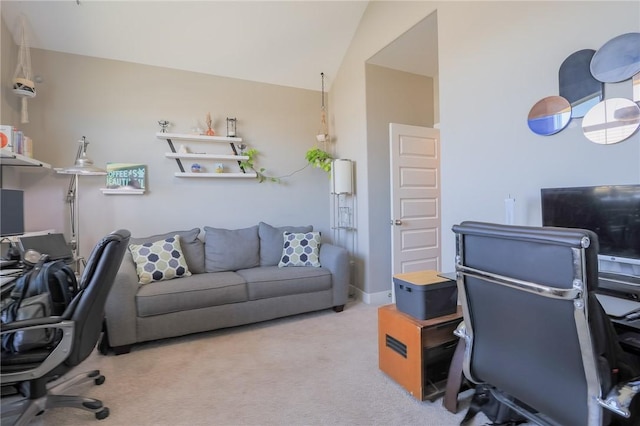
[332,1,640,299]
[438,1,639,272]
[2,43,333,254]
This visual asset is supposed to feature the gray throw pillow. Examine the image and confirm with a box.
[130,228,205,274]
[258,222,313,266]
[204,225,259,272]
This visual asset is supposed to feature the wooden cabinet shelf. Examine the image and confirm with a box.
[156,132,251,178]
[378,304,462,401]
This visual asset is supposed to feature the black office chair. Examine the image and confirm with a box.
[1,229,130,425]
[452,221,640,426]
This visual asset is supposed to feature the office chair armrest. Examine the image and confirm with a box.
[1,316,63,332]
[453,321,467,339]
[1,320,75,384]
[599,378,640,419]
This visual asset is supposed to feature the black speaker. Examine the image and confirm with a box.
[1,189,25,237]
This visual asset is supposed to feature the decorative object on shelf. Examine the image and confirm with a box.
[191,163,202,173]
[0,125,14,150]
[305,147,333,174]
[158,120,170,133]
[178,144,189,154]
[236,142,247,155]
[316,72,329,147]
[12,16,36,124]
[215,163,224,173]
[190,119,204,135]
[56,137,107,274]
[101,163,146,195]
[205,113,215,136]
[226,117,237,137]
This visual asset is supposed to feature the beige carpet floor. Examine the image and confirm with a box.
[22,300,490,426]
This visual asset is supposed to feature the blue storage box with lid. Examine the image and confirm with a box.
[393,270,458,320]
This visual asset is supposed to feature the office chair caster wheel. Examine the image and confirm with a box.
[95,407,109,420]
[94,375,106,386]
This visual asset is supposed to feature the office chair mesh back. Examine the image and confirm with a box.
[453,222,612,426]
[64,229,130,367]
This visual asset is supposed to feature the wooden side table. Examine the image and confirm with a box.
[378,304,462,401]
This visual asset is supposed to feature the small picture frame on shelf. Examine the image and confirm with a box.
[101,163,146,195]
[226,117,237,137]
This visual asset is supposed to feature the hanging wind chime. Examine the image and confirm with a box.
[316,72,329,149]
[13,16,36,124]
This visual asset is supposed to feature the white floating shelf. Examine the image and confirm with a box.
[100,188,146,195]
[174,172,257,178]
[156,132,243,143]
[165,153,249,161]
[1,149,51,169]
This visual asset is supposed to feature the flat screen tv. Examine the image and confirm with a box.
[541,184,640,267]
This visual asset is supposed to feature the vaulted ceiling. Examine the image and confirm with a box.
[1,1,438,91]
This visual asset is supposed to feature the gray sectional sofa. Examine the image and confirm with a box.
[103,222,349,354]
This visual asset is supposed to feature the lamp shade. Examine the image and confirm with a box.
[332,159,353,195]
[56,138,107,175]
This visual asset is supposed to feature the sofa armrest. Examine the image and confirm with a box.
[319,243,349,307]
[104,251,140,348]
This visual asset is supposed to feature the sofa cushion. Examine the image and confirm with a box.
[204,225,259,272]
[258,222,313,266]
[278,231,321,267]
[236,266,331,300]
[129,236,192,284]
[136,271,248,317]
[130,228,205,274]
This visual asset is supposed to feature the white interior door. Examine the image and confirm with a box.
[389,123,441,300]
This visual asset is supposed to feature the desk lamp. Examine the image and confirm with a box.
[56,137,106,274]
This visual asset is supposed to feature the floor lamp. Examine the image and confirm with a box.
[56,137,106,274]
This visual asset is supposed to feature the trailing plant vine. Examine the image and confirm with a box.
[239,146,333,183]
[239,148,279,183]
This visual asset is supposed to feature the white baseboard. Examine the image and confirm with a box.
[351,286,392,305]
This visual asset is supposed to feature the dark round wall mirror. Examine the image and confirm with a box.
[527,96,572,136]
[559,49,603,118]
[582,98,640,144]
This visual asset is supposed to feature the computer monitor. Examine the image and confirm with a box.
[0,189,25,237]
[541,184,640,299]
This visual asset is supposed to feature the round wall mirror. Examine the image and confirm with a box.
[527,96,572,136]
[582,98,640,144]
[590,32,640,83]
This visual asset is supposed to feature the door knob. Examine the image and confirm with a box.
[391,219,402,226]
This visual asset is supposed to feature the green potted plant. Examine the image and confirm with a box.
[305,147,333,174]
